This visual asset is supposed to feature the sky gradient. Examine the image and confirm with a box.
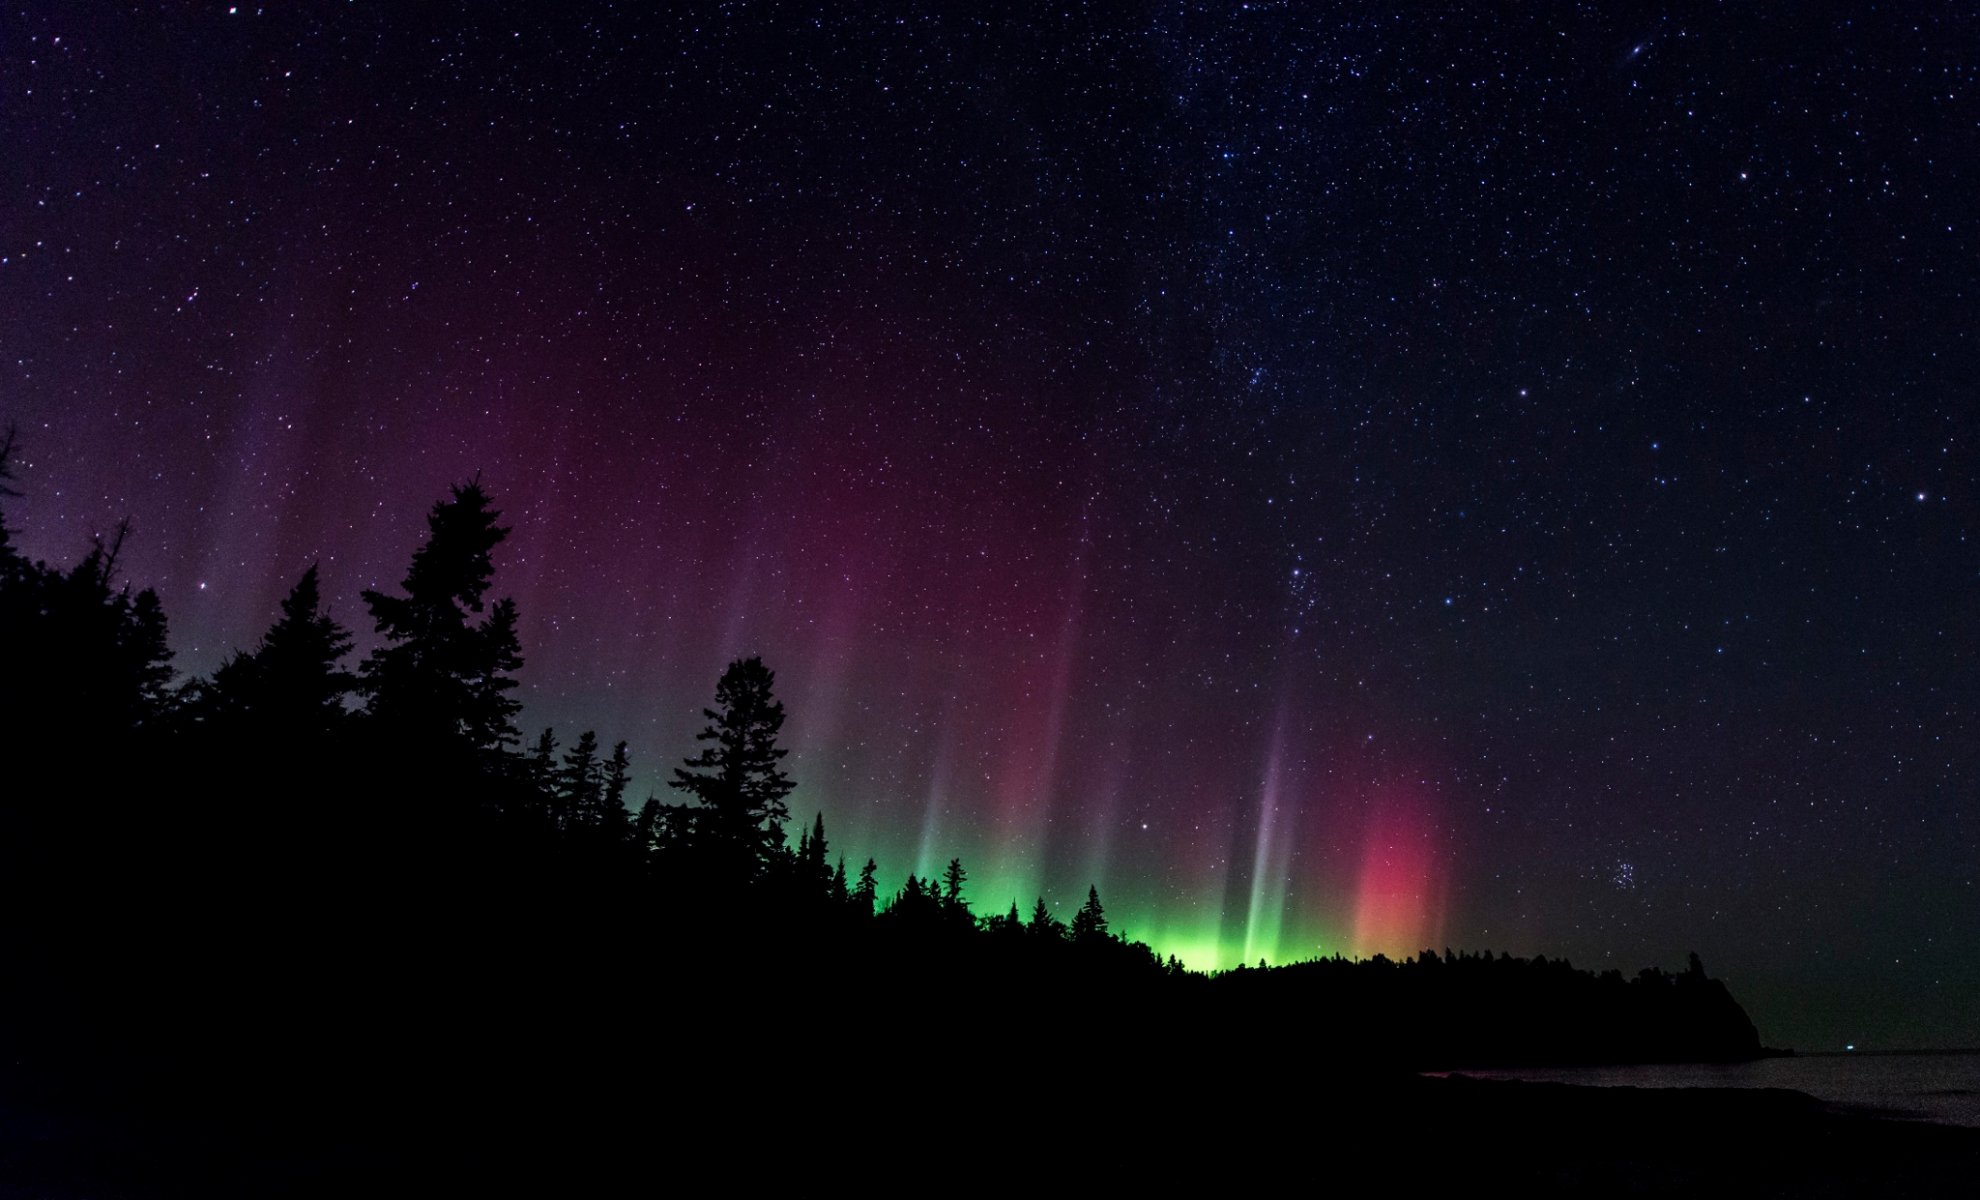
[3,3,1975,1049]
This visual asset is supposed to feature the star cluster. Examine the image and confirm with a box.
[3,4,1975,1048]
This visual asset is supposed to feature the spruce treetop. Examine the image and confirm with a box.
[359,480,522,751]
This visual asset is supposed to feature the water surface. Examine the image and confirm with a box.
[1434,1051,1980,1128]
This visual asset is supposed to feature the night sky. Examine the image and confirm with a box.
[4,4,1975,1049]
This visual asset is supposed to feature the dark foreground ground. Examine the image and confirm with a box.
[0,850,1957,1197]
[2,1056,1975,1198]
[1405,1074,1980,1197]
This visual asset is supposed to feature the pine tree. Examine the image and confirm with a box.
[359,480,523,754]
[808,812,828,866]
[632,796,661,855]
[0,426,42,743]
[941,857,968,915]
[559,730,603,833]
[207,564,353,732]
[1,512,173,741]
[1028,896,1065,942]
[516,727,560,828]
[831,855,848,903]
[893,873,937,923]
[0,440,172,741]
[52,526,175,732]
[600,740,632,840]
[526,728,559,791]
[0,423,20,577]
[854,857,879,915]
[463,597,525,753]
[798,811,831,896]
[987,900,1024,938]
[669,656,796,882]
[123,578,176,724]
[1071,885,1109,945]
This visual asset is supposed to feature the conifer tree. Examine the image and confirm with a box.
[669,656,795,882]
[941,857,968,915]
[809,811,828,865]
[0,471,173,740]
[527,728,559,790]
[600,740,632,840]
[891,872,944,924]
[0,426,41,740]
[632,796,661,855]
[516,727,559,828]
[1071,885,1109,944]
[207,564,353,732]
[854,857,879,915]
[0,424,20,577]
[464,597,525,753]
[987,900,1024,938]
[359,480,523,754]
[1028,896,1065,942]
[559,730,603,832]
[32,525,176,734]
[798,811,831,895]
[121,575,176,726]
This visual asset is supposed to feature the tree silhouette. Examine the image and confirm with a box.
[599,740,632,841]
[887,872,944,925]
[359,481,522,754]
[0,439,170,744]
[1071,885,1109,945]
[854,857,879,914]
[559,730,603,833]
[632,796,661,855]
[669,655,795,883]
[464,598,525,753]
[0,458,1789,1196]
[527,727,559,790]
[797,811,831,896]
[17,523,177,736]
[986,900,1024,939]
[0,423,20,576]
[940,857,969,927]
[1028,896,1066,942]
[206,564,354,734]
[0,425,29,726]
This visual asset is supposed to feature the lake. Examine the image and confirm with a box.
[1433,1052,1980,1128]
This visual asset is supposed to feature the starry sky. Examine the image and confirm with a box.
[4,3,1975,1049]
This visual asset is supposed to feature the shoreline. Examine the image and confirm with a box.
[1422,1048,1980,1131]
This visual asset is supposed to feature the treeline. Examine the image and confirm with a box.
[1213,949,1761,1067]
[0,438,1160,978]
[0,431,1761,1176]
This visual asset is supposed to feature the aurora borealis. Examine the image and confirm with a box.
[4,4,1976,1049]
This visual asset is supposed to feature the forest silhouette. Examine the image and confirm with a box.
[0,435,1786,1188]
